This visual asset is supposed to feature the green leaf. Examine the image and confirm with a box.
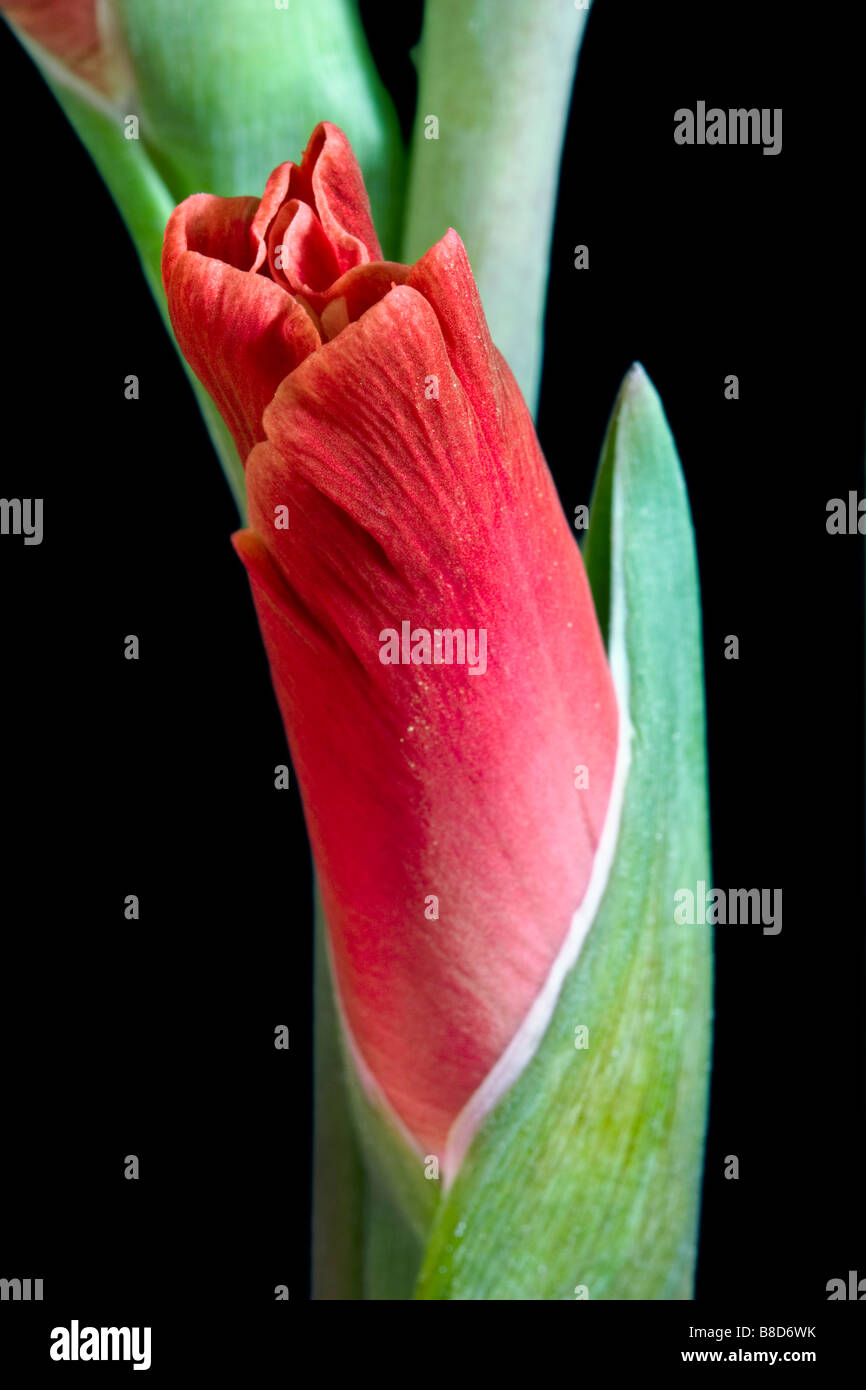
[413,364,712,1300]
[401,0,593,413]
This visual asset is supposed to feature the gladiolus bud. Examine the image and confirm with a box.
[163,123,623,1166]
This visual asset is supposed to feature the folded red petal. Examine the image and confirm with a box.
[306,122,382,270]
[266,199,342,298]
[163,193,261,283]
[406,229,505,447]
[234,285,618,1155]
[249,123,380,279]
[318,260,411,333]
[162,195,321,463]
[250,162,293,272]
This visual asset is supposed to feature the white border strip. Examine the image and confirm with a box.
[443,532,632,1186]
[325,927,425,1160]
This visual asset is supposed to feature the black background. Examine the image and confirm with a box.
[0,0,862,1364]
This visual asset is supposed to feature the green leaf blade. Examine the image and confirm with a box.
[401,0,593,413]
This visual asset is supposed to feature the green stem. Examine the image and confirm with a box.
[312,896,365,1299]
[22,60,249,515]
[362,1178,425,1301]
[402,0,593,413]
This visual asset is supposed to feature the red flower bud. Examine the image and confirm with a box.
[163,123,620,1166]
